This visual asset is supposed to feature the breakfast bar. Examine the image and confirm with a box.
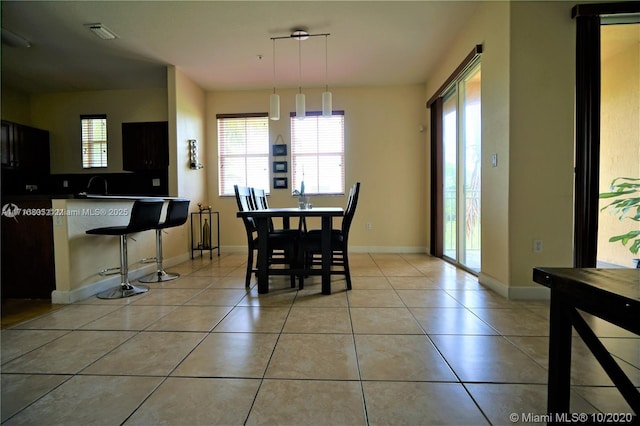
[48,195,191,303]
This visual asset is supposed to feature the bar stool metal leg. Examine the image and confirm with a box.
[138,229,180,283]
[97,234,149,299]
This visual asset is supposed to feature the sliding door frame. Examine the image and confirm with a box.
[572,2,640,267]
[427,44,483,263]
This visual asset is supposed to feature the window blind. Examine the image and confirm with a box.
[217,113,270,196]
[81,114,107,168]
[290,111,345,195]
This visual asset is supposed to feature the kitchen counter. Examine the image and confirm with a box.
[48,197,190,303]
[3,193,169,201]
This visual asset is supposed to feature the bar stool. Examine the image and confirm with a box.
[86,199,164,299]
[139,198,190,283]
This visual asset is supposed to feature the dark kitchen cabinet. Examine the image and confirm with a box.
[1,120,50,174]
[1,198,56,299]
[122,121,169,171]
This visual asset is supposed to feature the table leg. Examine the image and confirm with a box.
[547,290,572,421]
[256,217,270,294]
[321,215,331,295]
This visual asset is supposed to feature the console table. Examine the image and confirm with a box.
[191,210,220,259]
[532,267,639,423]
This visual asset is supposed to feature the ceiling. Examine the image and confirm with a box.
[1,1,483,95]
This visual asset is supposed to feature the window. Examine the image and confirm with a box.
[81,114,107,168]
[290,111,345,195]
[217,113,270,196]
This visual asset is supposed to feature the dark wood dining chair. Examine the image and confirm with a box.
[234,185,299,288]
[251,187,306,233]
[299,182,361,290]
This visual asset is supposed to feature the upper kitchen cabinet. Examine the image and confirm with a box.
[1,120,50,175]
[122,121,169,171]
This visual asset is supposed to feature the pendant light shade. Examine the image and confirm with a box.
[296,93,306,118]
[270,93,280,121]
[322,92,332,117]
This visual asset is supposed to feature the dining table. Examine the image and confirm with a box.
[532,267,639,423]
[236,207,344,294]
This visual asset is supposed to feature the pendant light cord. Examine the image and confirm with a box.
[272,39,276,94]
[298,39,302,94]
[325,34,329,92]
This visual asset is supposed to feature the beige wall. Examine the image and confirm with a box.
[206,85,428,252]
[167,66,209,256]
[508,1,575,290]
[425,1,576,297]
[598,24,640,267]
[29,88,168,174]
[0,87,31,124]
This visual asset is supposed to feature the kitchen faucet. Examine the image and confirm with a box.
[86,175,108,195]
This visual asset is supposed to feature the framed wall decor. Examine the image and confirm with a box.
[272,144,287,156]
[272,161,288,173]
[273,177,288,189]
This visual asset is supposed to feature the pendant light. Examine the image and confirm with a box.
[269,29,330,120]
[269,38,280,120]
[322,34,332,117]
[295,31,306,119]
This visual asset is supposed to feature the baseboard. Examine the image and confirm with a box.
[478,272,550,300]
[478,273,510,298]
[220,246,428,254]
[51,251,191,304]
[350,246,428,254]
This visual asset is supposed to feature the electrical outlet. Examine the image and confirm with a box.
[366,222,373,230]
[533,239,543,253]
[53,215,64,227]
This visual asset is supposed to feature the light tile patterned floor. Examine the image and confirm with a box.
[1,253,638,425]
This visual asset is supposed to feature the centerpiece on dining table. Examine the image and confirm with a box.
[292,181,310,209]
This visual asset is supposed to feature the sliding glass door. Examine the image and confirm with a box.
[442,63,482,272]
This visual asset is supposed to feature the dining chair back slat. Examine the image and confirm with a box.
[234,184,299,289]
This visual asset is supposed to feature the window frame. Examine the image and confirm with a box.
[81,114,108,169]
[289,110,345,196]
[217,112,270,197]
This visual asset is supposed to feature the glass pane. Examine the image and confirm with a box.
[291,114,344,195]
[598,23,640,268]
[442,90,457,260]
[461,66,481,272]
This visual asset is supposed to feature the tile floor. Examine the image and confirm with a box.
[1,253,638,425]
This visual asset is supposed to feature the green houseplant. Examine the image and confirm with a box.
[599,177,640,267]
